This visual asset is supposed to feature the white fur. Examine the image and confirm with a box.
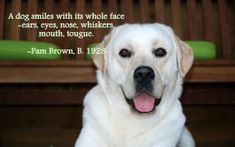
[75,23,195,147]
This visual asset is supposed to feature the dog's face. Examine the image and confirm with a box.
[94,24,193,113]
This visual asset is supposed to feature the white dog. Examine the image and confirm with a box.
[75,23,195,147]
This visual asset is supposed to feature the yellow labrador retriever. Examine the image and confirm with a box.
[75,23,195,147]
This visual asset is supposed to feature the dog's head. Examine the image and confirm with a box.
[93,23,193,113]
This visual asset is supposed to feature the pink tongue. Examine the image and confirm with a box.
[133,92,156,113]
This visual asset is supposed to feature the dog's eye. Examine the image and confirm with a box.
[153,48,167,57]
[119,49,131,58]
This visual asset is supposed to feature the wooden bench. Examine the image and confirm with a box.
[0,0,235,147]
[0,0,234,83]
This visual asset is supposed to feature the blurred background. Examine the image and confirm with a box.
[0,0,235,147]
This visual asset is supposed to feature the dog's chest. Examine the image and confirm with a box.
[104,115,183,147]
[107,127,181,147]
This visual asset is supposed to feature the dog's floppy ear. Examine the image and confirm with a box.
[93,34,111,72]
[176,37,193,77]
[156,23,193,77]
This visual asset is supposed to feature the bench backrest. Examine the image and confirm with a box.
[0,0,234,60]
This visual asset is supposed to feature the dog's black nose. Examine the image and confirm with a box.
[134,66,155,83]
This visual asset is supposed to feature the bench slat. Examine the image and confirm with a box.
[27,0,38,41]
[122,0,134,23]
[218,0,232,59]
[171,0,183,38]
[60,0,70,60]
[75,0,86,60]
[108,0,118,26]
[202,0,214,41]
[140,0,149,23]
[0,0,5,39]
[187,0,197,39]
[108,0,117,14]
[10,0,21,40]
[92,0,102,43]
[43,0,54,43]
[155,0,165,23]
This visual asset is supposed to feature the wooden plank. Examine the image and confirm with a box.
[0,83,234,105]
[42,0,54,43]
[0,66,96,83]
[0,0,5,39]
[0,88,87,105]
[60,0,70,60]
[140,0,149,23]
[108,0,118,26]
[186,66,235,83]
[0,143,73,147]
[218,0,232,59]
[0,106,82,145]
[60,0,70,17]
[27,0,38,41]
[0,106,81,145]
[0,61,95,83]
[187,0,197,39]
[193,60,235,66]
[155,0,165,23]
[44,0,54,12]
[108,0,117,14]
[202,0,214,41]
[171,0,183,38]
[1,60,235,67]
[0,129,78,144]
[182,83,235,105]
[1,106,235,146]
[10,0,22,40]
[92,0,102,42]
[0,106,83,128]
[0,60,235,83]
[121,0,134,23]
[184,106,235,145]
[0,61,93,67]
[75,0,86,60]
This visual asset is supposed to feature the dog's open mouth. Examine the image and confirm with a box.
[133,92,158,113]
[125,92,161,113]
